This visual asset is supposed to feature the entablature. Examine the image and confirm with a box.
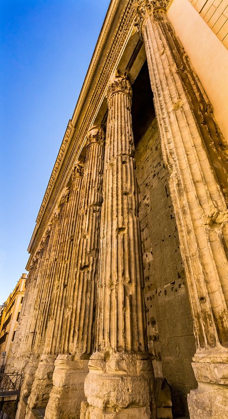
[27,0,148,265]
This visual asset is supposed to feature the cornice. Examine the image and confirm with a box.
[28,0,136,258]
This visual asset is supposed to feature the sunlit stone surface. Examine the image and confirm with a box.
[3,1,228,418]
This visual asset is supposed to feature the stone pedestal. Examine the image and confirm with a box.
[83,352,154,419]
[25,354,56,418]
[44,355,88,419]
[188,350,228,418]
[15,356,39,419]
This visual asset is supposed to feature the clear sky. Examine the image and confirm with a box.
[0,0,110,303]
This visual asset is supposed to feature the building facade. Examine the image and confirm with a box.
[0,274,27,371]
[7,1,228,418]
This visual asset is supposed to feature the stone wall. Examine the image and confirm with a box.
[168,0,228,143]
[188,0,228,48]
[135,119,197,417]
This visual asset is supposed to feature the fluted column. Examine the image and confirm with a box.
[15,225,56,419]
[135,1,228,417]
[82,74,154,419]
[44,126,105,419]
[24,164,83,418]
[27,216,59,355]
[42,164,84,356]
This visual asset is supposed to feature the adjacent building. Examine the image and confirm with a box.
[0,274,27,371]
[6,1,228,418]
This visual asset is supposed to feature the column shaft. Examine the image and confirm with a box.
[97,81,146,353]
[68,127,104,356]
[44,168,83,355]
[135,1,228,417]
[24,165,83,418]
[83,74,154,419]
[14,223,56,419]
[44,126,104,419]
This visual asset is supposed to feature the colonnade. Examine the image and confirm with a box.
[13,1,228,418]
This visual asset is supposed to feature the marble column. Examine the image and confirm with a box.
[44,126,105,419]
[135,1,228,418]
[24,163,83,419]
[82,74,154,419]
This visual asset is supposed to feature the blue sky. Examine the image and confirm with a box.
[0,0,110,303]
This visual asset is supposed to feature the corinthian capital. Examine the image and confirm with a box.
[72,162,84,180]
[41,222,52,244]
[59,186,70,205]
[107,72,132,103]
[52,206,60,222]
[134,0,170,29]
[86,126,105,147]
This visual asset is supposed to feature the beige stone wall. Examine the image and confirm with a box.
[189,0,228,47]
[0,274,26,368]
[135,119,197,417]
[168,0,228,143]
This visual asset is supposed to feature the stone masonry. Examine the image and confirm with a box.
[4,1,228,418]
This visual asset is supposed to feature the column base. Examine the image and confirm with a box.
[82,351,155,419]
[188,349,228,419]
[44,355,88,419]
[188,384,228,419]
[25,354,56,418]
[81,403,151,419]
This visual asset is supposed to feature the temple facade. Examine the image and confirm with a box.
[6,1,228,418]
